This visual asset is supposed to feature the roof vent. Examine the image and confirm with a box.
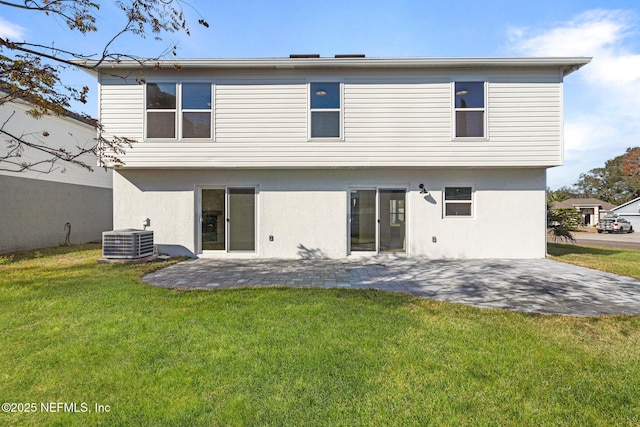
[289,54,320,58]
[334,54,366,58]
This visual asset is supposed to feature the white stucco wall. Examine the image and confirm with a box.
[113,168,546,259]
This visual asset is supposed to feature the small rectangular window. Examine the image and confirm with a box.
[454,82,485,138]
[182,83,212,139]
[147,83,176,109]
[182,83,211,109]
[310,82,341,138]
[146,83,176,138]
[444,187,473,217]
[147,111,176,139]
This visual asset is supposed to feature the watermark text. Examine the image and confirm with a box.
[2,402,110,413]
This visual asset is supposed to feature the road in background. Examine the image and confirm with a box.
[549,230,640,250]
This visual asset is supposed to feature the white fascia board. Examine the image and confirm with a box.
[612,196,640,210]
[73,57,592,77]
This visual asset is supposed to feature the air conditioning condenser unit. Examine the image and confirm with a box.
[102,229,154,259]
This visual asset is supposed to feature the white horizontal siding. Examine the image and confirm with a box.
[485,82,562,165]
[0,101,112,188]
[215,83,307,142]
[97,70,565,168]
[345,82,451,142]
[113,141,561,168]
[99,80,144,140]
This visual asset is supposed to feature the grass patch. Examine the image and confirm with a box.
[548,243,640,279]
[1,246,640,425]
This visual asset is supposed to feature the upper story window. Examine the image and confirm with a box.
[182,83,212,138]
[146,83,212,140]
[444,186,473,217]
[146,83,176,138]
[454,82,485,138]
[310,82,341,139]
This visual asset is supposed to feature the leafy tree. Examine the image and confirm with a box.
[546,186,577,206]
[0,0,208,173]
[574,147,640,205]
[622,147,640,177]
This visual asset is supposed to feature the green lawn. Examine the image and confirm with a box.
[548,242,640,279]
[1,245,640,426]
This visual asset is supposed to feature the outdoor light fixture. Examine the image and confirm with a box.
[455,90,468,96]
[315,90,327,96]
[419,183,428,194]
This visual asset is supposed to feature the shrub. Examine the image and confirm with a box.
[547,226,576,244]
[549,208,583,231]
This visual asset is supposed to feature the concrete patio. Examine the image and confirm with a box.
[143,257,640,316]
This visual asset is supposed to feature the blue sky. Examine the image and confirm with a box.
[2,0,640,189]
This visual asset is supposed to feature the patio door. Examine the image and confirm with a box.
[379,189,406,253]
[349,188,406,254]
[200,187,255,253]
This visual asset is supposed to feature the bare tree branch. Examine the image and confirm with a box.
[0,1,209,173]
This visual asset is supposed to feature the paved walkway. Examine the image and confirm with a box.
[143,257,640,316]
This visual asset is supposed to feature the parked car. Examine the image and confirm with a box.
[597,216,634,233]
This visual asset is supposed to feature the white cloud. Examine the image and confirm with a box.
[0,17,24,39]
[507,9,640,189]
[563,119,617,153]
[507,10,630,56]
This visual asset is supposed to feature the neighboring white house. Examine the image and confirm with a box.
[78,55,589,259]
[610,197,640,231]
[0,97,112,253]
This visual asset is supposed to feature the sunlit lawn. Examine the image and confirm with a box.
[548,242,640,279]
[1,245,639,426]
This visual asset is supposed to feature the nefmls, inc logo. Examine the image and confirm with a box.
[40,402,90,413]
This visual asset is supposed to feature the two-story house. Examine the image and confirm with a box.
[80,56,589,258]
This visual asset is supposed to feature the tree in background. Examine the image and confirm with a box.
[0,1,208,173]
[574,147,640,205]
[622,147,640,178]
[546,185,577,206]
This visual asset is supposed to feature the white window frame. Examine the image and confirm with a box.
[196,185,258,256]
[180,82,214,140]
[452,81,487,140]
[308,81,344,141]
[145,82,177,139]
[443,186,474,218]
[145,82,214,141]
[347,186,409,256]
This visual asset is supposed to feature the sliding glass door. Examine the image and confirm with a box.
[201,187,255,252]
[349,188,406,254]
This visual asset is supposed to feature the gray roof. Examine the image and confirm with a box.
[0,86,97,128]
[552,198,616,210]
[74,56,591,77]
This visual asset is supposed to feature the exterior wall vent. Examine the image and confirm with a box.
[334,54,366,58]
[289,54,320,58]
[102,229,154,259]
